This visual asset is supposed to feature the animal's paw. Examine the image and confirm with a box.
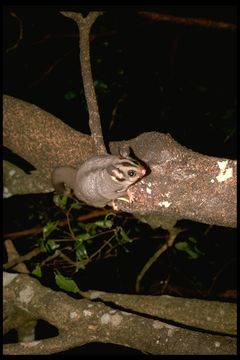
[111,200,120,211]
[126,188,135,203]
[111,188,136,209]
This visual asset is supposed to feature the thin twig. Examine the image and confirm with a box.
[6,12,23,53]
[89,233,116,261]
[4,208,110,240]
[4,239,29,273]
[3,247,41,270]
[139,11,236,31]
[135,227,185,293]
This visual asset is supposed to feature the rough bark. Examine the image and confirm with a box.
[86,290,236,335]
[3,95,236,228]
[3,273,236,355]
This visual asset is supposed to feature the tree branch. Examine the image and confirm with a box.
[86,289,236,335]
[135,227,184,292]
[3,95,236,228]
[60,11,107,154]
[139,11,236,31]
[3,273,236,355]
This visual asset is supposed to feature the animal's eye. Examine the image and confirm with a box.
[128,170,136,177]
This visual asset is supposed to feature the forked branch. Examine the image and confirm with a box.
[61,11,107,154]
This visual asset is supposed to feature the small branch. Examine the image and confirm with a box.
[139,11,236,31]
[4,208,110,240]
[61,11,107,154]
[4,239,29,273]
[135,227,184,292]
[3,247,41,270]
[6,12,23,53]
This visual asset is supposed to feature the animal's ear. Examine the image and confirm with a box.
[118,147,142,163]
[118,146,131,159]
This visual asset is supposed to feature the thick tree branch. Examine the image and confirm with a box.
[3,95,95,189]
[110,133,236,228]
[3,273,236,355]
[3,95,236,228]
[86,290,236,335]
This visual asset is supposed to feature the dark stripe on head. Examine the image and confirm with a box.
[119,161,139,168]
[114,177,125,182]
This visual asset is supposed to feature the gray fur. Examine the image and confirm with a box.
[52,154,146,208]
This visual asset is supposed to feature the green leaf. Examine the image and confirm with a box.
[188,236,197,244]
[119,227,131,243]
[94,219,113,229]
[38,237,59,253]
[175,241,188,251]
[38,238,48,252]
[32,264,42,278]
[55,272,81,294]
[74,239,88,260]
[71,202,82,210]
[42,221,59,240]
[77,233,91,241]
[175,241,204,259]
[53,194,68,209]
[113,226,132,247]
[46,240,60,251]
